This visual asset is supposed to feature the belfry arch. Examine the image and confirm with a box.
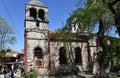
[38,9,45,21]
[29,8,37,20]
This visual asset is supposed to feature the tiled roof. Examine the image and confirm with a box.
[49,30,89,42]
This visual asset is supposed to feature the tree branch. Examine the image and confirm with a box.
[108,2,117,15]
[110,0,120,6]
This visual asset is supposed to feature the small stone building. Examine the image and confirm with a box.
[24,0,106,77]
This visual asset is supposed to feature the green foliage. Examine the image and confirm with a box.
[0,49,8,55]
[0,49,12,63]
[66,0,115,35]
[22,68,39,78]
[108,39,120,62]
[1,64,5,68]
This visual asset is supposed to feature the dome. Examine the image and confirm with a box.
[28,0,45,7]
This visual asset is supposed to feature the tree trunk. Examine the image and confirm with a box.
[97,18,111,78]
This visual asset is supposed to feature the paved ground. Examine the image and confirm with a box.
[0,74,4,78]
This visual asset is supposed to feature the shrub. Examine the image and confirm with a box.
[22,68,39,78]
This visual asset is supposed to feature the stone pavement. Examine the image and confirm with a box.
[0,74,4,78]
[14,69,21,78]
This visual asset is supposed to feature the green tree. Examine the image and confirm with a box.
[0,18,16,49]
[76,0,120,36]
[108,38,120,65]
[0,49,10,63]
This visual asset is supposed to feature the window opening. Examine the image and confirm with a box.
[38,9,45,21]
[59,47,67,65]
[34,47,42,59]
[36,20,39,28]
[29,8,37,20]
[34,47,43,66]
[75,47,82,64]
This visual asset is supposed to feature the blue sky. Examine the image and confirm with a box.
[0,0,78,51]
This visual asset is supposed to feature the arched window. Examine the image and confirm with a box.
[59,47,67,65]
[75,47,82,65]
[34,47,42,59]
[38,9,45,21]
[34,47,43,66]
[29,8,37,20]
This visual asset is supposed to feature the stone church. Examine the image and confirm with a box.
[24,0,107,77]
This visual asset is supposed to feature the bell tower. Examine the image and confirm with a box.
[24,0,49,75]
